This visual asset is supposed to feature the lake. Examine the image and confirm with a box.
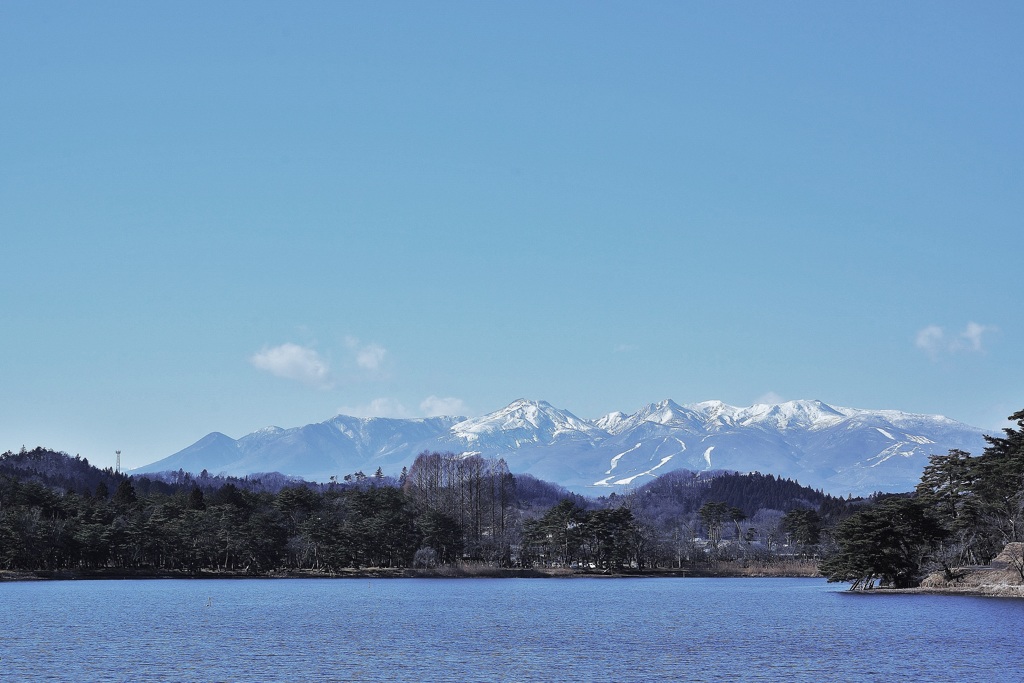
[1,577,1022,681]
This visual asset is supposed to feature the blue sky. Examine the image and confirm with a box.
[2,2,1021,470]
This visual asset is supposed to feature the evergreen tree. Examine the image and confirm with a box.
[821,497,946,589]
[187,487,206,511]
[782,508,822,548]
[699,501,729,544]
[112,479,137,509]
[971,410,1024,545]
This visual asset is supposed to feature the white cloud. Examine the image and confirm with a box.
[250,343,332,389]
[916,322,996,359]
[420,395,467,417]
[755,391,785,406]
[337,398,410,419]
[613,344,639,353]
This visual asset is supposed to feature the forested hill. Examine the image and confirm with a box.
[1,447,137,497]
[630,469,847,514]
[0,447,289,499]
[619,469,856,544]
[0,447,578,506]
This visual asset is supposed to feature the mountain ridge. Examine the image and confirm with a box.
[135,398,988,496]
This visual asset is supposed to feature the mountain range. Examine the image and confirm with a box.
[134,398,989,496]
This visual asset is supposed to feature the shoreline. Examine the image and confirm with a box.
[834,543,1024,599]
[0,564,820,583]
[836,585,1024,599]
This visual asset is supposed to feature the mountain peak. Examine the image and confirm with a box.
[451,398,600,444]
[737,399,847,430]
[506,397,552,411]
[595,411,629,433]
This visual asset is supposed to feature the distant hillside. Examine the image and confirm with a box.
[1,447,132,497]
[621,468,856,533]
[0,447,587,513]
[0,447,295,499]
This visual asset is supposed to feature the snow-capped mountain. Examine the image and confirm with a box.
[135,398,990,496]
[446,399,604,449]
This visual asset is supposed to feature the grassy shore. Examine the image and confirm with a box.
[835,543,1024,599]
[912,542,1024,598]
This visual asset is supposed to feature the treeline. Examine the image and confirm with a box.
[2,447,859,575]
[821,410,1024,589]
[0,446,304,499]
[0,451,530,573]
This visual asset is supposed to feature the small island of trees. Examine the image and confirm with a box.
[821,410,1024,590]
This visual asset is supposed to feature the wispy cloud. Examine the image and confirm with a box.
[755,391,785,406]
[915,322,997,359]
[613,343,639,353]
[337,398,410,419]
[915,325,946,358]
[337,395,468,419]
[345,336,388,373]
[250,343,332,389]
[356,343,387,371]
[956,322,992,352]
[420,395,467,417]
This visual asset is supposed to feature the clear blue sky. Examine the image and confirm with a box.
[2,2,1021,470]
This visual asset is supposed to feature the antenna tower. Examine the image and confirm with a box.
[115,450,121,474]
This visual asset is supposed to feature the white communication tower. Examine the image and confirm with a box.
[115,450,121,474]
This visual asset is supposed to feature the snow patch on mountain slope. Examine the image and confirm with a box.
[613,455,676,485]
[867,442,921,467]
[606,443,643,474]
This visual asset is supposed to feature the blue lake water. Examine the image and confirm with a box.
[1,577,1022,682]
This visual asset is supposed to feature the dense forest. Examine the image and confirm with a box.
[1,447,854,575]
[821,410,1024,589]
